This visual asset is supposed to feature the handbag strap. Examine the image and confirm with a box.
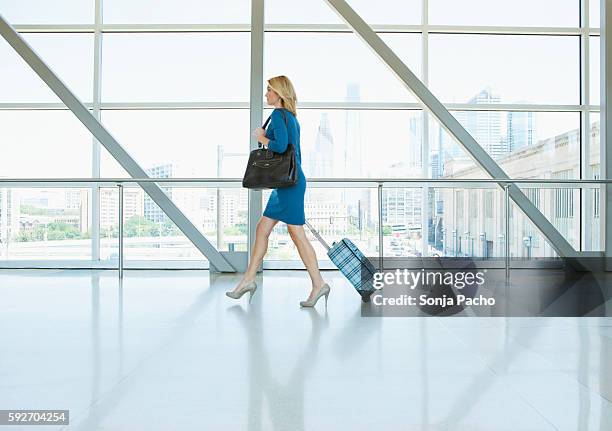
[259,109,291,149]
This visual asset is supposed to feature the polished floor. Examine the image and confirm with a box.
[0,269,612,430]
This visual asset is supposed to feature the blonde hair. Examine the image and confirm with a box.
[268,75,298,117]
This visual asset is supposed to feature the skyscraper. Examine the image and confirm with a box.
[381,188,421,229]
[383,139,423,237]
[507,110,534,151]
[306,112,341,209]
[343,83,370,229]
[344,83,363,178]
[455,87,504,157]
[0,187,20,250]
[408,115,422,170]
[308,113,334,178]
[143,163,198,226]
[99,188,144,230]
[144,163,174,224]
[64,189,82,210]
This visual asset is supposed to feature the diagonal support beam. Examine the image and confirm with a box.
[324,0,581,264]
[0,14,236,272]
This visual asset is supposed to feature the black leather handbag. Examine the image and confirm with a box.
[242,110,298,190]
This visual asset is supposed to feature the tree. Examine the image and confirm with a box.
[160,219,180,236]
[20,204,47,215]
[45,221,81,240]
[16,231,34,242]
[224,225,243,236]
[124,215,156,238]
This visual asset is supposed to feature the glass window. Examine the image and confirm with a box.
[266,0,421,25]
[265,33,421,102]
[430,111,580,179]
[381,188,422,257]
[507,199,564,257]
[101,33,250,102]
[2,187,92,260]
[552,170,574,218]
[429,34,579,104]
[262,109,423,178]
[0,0,595,266]
[0,0,94,24]
[0,110,92,178]
[589,112,600,174]
[429,188,505,258]
[549,169,579,248]
[100,186,247,261]
[264,187,381,262]
[429,0,578,27]
[103,0,250,24]
[0,33,94,103]
[584,113,601,251]
[100,110,250,178]
[590,36,600,105]
[590,0,600,27]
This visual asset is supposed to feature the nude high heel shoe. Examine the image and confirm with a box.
[300,283,330,308]
[226,280,257,303]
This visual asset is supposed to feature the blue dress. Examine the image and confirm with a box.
[262,108,306,225]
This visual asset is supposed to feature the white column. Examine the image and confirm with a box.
[603,0,612,264]
[91,0,103,261]
[580,0,591,253]
[421,0,430,257]
[248,0,265,271]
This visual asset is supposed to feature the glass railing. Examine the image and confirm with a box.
[0,178,606,277]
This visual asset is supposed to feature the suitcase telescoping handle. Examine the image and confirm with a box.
[304,220,331,251]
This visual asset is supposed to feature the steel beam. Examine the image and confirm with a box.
[0,13,236,272]
[323,0,580,262]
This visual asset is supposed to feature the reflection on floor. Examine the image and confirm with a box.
[0,269,611,431]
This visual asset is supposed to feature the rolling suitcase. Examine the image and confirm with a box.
[304,220,379,302]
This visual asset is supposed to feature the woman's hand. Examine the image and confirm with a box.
[253,127,266,142]
[253,127,269,148]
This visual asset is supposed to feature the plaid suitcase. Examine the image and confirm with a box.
[305,220,378,302]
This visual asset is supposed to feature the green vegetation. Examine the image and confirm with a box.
[15,221,85,242]
[20,204,48,215]
[102,215,182,238]
[13,214,246,242]
[224,222,247,236]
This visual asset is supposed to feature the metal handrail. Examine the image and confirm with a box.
[0,177,610,184]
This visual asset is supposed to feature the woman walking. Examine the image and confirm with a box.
[226,75,331,307]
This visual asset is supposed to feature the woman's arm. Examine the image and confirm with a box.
[255,110,288,153]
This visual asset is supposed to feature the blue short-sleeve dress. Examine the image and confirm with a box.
[262,108,307,225]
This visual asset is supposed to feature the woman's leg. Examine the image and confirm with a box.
[287,224,326,297]
[231,216,278,292]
